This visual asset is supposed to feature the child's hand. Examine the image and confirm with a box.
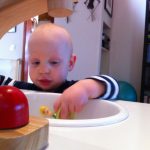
[54,79,105,119]
[53,83,89,119]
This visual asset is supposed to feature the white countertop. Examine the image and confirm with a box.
[46,101,150,150]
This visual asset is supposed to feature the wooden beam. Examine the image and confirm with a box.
[0,0,20,9]
[0,0,48,38]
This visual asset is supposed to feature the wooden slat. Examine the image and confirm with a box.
[0,0,20,9]
[0,0,48,38]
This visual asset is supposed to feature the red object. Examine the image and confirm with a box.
[0,86,29,129]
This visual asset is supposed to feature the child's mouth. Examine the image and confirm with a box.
[38,79,52,87]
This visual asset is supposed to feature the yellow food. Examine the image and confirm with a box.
[39,106,75,119]
[39,106,53,117]
[53,108,74,119]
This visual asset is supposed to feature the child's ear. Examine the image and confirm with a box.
[68,54,76,71]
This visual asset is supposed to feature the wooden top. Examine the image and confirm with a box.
[0,0,20,9]
[0,0,48,38]
[0,116,49,139]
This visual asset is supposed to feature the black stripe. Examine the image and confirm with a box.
[4,77,13,85]
[100,76,117,99]
[0,75,5,85]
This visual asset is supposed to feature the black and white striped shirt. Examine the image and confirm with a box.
[0,75,119,100]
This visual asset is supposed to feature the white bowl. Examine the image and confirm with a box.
[23,91,128,127]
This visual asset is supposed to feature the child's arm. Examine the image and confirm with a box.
[0,75,40,90]
[54,75,119,119]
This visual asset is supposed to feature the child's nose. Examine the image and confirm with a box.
[39,63,51,73]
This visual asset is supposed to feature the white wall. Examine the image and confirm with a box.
[55,0,146,99]
[0,23,24,80]
[109,0,146,99]
[0,23,24,59]
[55,0,104,80]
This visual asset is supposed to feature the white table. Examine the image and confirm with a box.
[46,101,150,150]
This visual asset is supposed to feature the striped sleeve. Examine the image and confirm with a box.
[87,75,119,100]
[0,75,16,86]
[0,75,40,91]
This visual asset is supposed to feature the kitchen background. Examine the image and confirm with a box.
[0,0,146,100]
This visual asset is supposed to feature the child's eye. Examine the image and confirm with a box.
[32,61,40,65]
[50,61,60,65]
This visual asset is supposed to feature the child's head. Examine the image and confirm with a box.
[28,23,76,90]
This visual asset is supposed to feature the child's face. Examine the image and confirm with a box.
[28,36,75,91]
